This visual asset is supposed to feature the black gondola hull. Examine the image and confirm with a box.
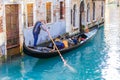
[23,28,98,58]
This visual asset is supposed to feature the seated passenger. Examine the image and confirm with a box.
[54,36,64,49]
[77,36,81,42]
[68,37,74,46]
[50,38,64,52]
[55,35,61,42]
[77,34,81,42]
[77,33,87,41]
[81,38,85,41]
[62,37,69,48]
[81,33,87,39]
[71,36,78,45]
[55,41,64,49]
[48,36,61,49]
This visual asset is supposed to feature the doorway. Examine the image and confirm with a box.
[5,4,20,56]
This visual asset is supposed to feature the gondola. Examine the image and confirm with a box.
[23,28,98,58]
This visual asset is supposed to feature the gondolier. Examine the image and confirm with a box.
[33,21,47,46]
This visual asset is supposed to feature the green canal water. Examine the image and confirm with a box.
[0,26,120,80]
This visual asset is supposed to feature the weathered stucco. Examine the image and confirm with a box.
[0,0,105,58]
[0,0,6,57]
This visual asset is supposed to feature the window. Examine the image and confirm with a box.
[0,16,3,33]
[87,3,90,22]
[0,4,3,33]
[60,2,64,19]
[101,2,104,17]
[93,2,95,20]
[46,2,51,23]
[73,4,76,27]
[27,4,33,27]
[71,9,72,24]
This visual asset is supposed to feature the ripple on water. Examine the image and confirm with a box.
[0,26,120,80]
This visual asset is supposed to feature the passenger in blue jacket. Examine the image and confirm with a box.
[33,21,47,46]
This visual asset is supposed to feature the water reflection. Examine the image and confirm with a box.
[102,4,120,80]
[1,5,120,79]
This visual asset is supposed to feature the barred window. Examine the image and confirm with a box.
[60,2,64,19]
[46,2,51,23]
[27,4,33,27]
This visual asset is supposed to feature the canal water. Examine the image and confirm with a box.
[0,25,120,80]
[0,4,120,80]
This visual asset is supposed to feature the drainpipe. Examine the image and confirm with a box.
[65,0,72,33]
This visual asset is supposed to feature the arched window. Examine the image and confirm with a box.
[80,1,84,26]
[71,9,72,24]
[101,2,104,17]
[87,3,90,22]
[93,2,95,20]
[73,4,76,27]
[80,1,84,13]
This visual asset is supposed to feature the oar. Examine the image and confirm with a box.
[46,30,76,72]
[46,30,66,64]
[43,23,76,72]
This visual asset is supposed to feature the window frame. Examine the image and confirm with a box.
[87,3,90,22]
[27,3,34,27]
[93,2,95,20]
[60,1,64,19]
[73,4,76,27]
[46,2,52,24]
[101,2,104,17]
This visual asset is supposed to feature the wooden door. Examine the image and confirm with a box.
[5,4,20,56]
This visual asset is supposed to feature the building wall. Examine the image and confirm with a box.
[0,0,105,57]
[24,0,66,46]
[0,0,66,57]
[69,0,105,34]
[0,0,6,57]
[0,0,35,56]
[85,0,105,28]
[71,0,80,31]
